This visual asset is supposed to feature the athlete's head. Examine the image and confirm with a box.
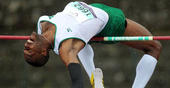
[24,32,50,67]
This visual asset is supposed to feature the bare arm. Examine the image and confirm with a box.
[59,39,85,66]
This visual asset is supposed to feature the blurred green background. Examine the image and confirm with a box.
[0,0,170,88]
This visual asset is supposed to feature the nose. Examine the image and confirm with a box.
[24,42,30,50]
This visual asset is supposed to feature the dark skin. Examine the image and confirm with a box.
[23,18,162,88]
[24,32,50,63]
[121,19,161,59]
[24,18,161,67]
[24,22,85,67]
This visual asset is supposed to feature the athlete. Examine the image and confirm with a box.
[24,1,162,88]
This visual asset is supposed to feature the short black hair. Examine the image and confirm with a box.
[26,54,49,67]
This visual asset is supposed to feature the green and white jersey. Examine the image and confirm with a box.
[37,1,109,54]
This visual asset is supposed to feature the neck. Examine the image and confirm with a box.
[41,22,55,49]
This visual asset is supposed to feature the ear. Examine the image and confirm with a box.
[41,48,48,56]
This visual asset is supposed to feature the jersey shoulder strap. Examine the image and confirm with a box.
[37,15,52,34]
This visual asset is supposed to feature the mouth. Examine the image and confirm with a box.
[24,48,33,56]
[24,49,29,55]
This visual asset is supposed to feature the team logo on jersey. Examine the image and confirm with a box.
[67,28,72,32]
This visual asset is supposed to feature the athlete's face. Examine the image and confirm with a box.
[24,32,47,66]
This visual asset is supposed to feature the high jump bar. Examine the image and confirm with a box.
[0,35,170,41]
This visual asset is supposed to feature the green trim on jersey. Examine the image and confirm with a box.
[90,3,126,44]
[53,26,57,50]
